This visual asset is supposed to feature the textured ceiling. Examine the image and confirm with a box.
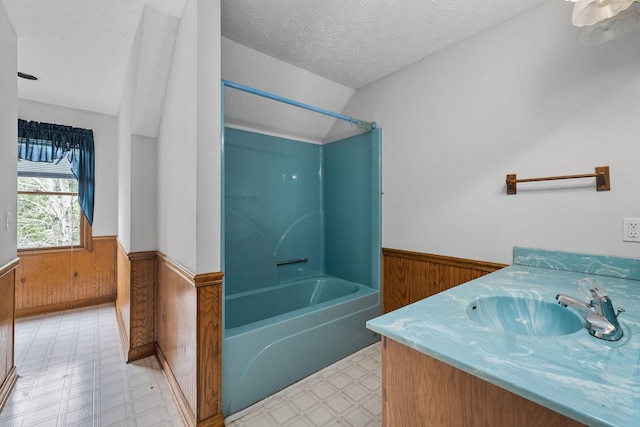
[2,0,553,140]
[222,0,552,89]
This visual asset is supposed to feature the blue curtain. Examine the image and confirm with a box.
[17,119,95,226]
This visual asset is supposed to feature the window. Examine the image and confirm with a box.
[17,158,90,251]
[18,118,95,227]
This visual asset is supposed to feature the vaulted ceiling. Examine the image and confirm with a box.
[2,0,551,140]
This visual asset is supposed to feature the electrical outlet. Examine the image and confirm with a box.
[623,218,640,242]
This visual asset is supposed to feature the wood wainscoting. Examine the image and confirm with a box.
[382,248,506,313]
[115,242,157,362]
[0,259,18,412]
[15,237,117,318]
[156,253,224,427]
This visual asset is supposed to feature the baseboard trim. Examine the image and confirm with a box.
[115,302,131,359]
[0,366,18,412]
[115,299,155,363]
[196,413,225,427]
[128,342,156,363]
[156,343,197,427]
[15,295,116,318]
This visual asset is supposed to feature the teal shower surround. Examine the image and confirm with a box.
[324,133,380,286]
[222,127,382,415]
[224,128,323,291]
[224,127,380,294]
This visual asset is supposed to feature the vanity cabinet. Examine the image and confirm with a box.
[381,337,584,427]
[371,248,640,426]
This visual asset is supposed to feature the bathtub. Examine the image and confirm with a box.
[222,275,380,415]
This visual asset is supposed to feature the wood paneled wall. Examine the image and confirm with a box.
[156,253,224,427]
[116,244,131,352]
[14,236,223,425]
[115,242,156,362]
[11,242,502,423]
[15,237,117,317]
[0,259,18,412]
[382,248,506,313]
[382,337,584,426]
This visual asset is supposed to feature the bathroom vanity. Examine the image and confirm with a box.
[367,248,640,427]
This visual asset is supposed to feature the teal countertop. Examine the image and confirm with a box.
[367,247,640,427]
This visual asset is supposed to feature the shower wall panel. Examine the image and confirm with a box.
[224,127,381,296]
[323,130,381,290]
[224,128,323,295]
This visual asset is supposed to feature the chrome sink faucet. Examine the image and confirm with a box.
[556,277,624,341]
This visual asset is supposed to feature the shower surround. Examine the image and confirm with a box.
[222,127,382,415]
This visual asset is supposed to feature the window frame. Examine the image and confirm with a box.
[17,187,93,254]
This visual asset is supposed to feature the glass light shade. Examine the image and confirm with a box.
[579,3,640,44]
[572,0,636,27]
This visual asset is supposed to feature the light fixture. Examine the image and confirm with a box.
[18,72,38,80]
[579,3,640,44]
[567,0,636,26]
[565,0,640,44]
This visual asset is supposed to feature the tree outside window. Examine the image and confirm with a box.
[17,159,83,250]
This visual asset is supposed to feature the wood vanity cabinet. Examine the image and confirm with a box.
[381,337,585,427]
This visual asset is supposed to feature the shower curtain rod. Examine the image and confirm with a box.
[222,79,377,131]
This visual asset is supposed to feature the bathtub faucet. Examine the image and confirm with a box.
[556,277,624,341]
[276,257,308,266]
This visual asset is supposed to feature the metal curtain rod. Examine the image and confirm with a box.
[222,79,377,131]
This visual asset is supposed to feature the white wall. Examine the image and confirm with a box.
[117,13,143,252]
[117,8,161,254]
[18,100,119,237]
[156,0,197,272]
[0,3,17,265]
[330,1,640,264]
[157,0,220,274]
[131,5,179,139]
[131,134,157,252]
[195,0,221,274]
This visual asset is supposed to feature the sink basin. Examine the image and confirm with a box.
[467,295,584,337]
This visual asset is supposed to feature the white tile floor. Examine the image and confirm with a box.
[225,343,382,427]
[0,303,382,427]
[0,303,183,427]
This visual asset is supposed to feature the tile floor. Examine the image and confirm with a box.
[0,303,382,427]
[0,303,183,427]
[224,342,382,427]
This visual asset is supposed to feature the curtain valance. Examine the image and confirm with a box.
[17,119,95,226]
